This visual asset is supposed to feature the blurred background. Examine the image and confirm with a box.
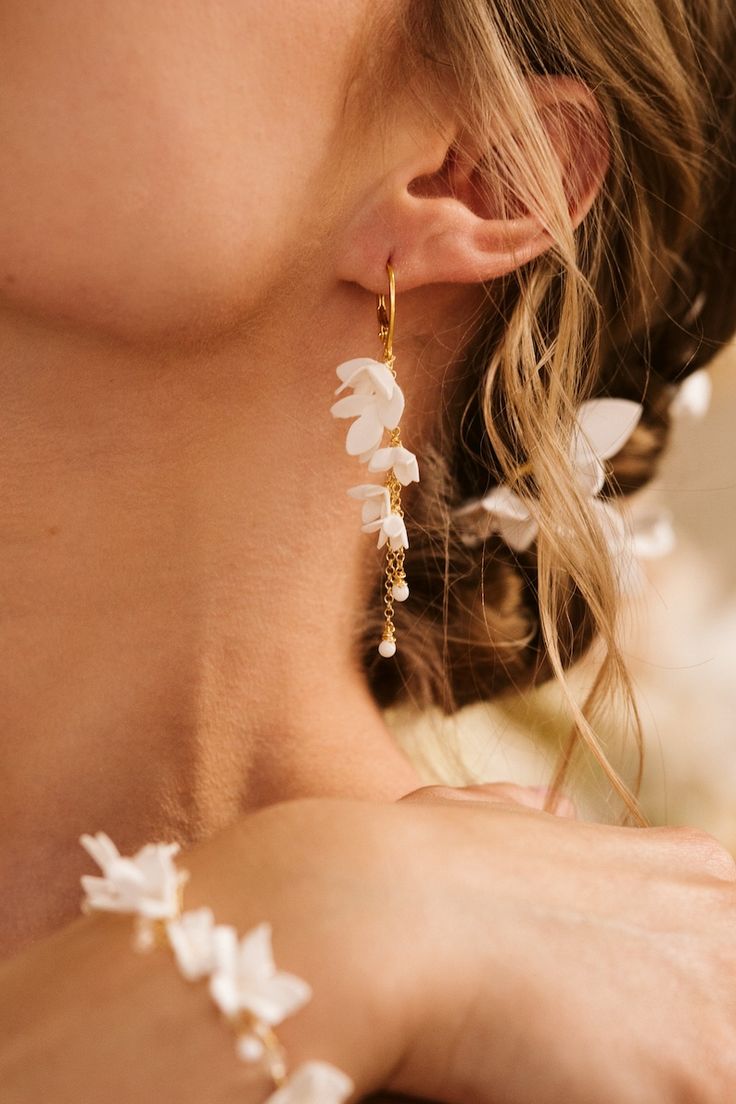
[389,346,736,850]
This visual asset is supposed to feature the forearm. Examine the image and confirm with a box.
[0,803,408,1103]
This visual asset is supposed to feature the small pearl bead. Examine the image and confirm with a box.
[392,583,410,602]
[378,638,397,658]
[236,1034,265,1063]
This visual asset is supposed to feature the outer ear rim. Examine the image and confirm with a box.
[336,74,610,295]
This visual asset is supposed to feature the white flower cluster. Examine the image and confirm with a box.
[454,372,712,591]
[79,833,353,1104]
[454,398,656,592]
[330,358,419,554]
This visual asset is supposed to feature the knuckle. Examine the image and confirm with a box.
[673,827,736,881]
[399,784,463,803]
[553,796,577,819]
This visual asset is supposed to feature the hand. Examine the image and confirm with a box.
[399,780,578,819]
[2,797,735,1103]
[385,794,736,1104]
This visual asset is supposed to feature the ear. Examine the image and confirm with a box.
[337,75,610,294]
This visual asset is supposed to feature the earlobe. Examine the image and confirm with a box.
[337,75,609,294]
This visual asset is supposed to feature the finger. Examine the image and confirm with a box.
[398,783,578,819]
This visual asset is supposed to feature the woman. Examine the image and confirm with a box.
[1,0,736,1100]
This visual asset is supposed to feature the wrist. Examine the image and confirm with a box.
[183,799,417,1096]
[0,797,425,1103]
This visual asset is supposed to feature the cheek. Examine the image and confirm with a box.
[0,0,369,343]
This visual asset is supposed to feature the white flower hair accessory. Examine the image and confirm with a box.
[331,262,418,658]
[453,397,677,589]
[670,368,712,419]
[79,834,353,1104]
[456,398,643,551]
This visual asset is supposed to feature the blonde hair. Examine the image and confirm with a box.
[362,0,736,826]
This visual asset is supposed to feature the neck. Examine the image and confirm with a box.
[0,279,425,956]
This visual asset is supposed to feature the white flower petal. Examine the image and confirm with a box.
[79,832,121,872]
[209,922,312,1027]
[671,370,712,419]
[631,508,677,560]
[237,922,276,982]
[264,1060,354,1104]
[166,908,218,982]
[335,357,384,387]
[79,837,183,919]
[590,499,628,552]
[361,498,387,524]
[479,486,532,523]
[212,924,239,976]
[239,970,313,1026]
[80,874,121,912]
[574,457,606,497]
[336,359,396,401]
[589,500,645,595]
[368,446,419,485]
[363,362,400,401]
[574,399,643,464]
[348,484,390,524]
[497,514,539,552]
[208,924,242,1017]
[210,969,241,1019]
[366,447,394,473]
[329,394,370,420]
[381,514,409,550]
[452,496,487,519]
[396,456,420,485]
[377,383,405,429]
[360,518,385,535]
[346,484,389,501]
[345,410,384,456]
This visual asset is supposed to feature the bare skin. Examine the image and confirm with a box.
[0,0,600,955]
[2,795,736,1103]
[2,2,734,1102]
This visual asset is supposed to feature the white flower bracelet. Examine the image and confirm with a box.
[79,832,354,1104]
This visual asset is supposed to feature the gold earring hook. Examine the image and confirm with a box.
[376,261,396,363]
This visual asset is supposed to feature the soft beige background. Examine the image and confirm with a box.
[390,346,736,848]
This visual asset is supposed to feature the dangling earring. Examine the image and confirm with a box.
[330,261,420,658]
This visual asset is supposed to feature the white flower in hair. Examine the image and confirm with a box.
[368,445,420,486]
[588,499,642,593]
[79,832,187,920]
[570,398,643,495]
[587,500,676,594]
[468,485,540,553]
[209,921,312,1027]
[330,357,405,457]
[631,506,676,560]
[264,1060,355,1104]
[670,369,712,419]
[460,398,644,551]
